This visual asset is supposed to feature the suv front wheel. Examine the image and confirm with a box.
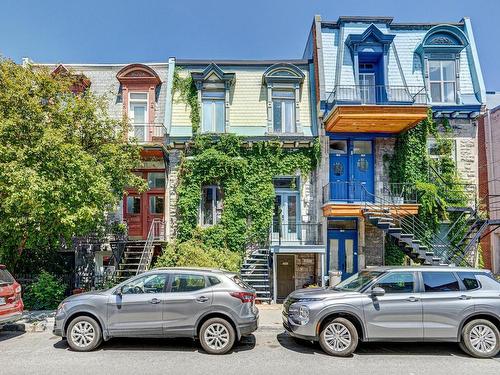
[199,318,235,355]
[462,319,500,358]
[66,316,102,352]
[319,317,358,357]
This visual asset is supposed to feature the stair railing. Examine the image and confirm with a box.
[136,219,165,275]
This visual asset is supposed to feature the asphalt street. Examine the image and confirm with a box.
[1,328,500,375]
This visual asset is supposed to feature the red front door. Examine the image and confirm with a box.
[124,170,165,240]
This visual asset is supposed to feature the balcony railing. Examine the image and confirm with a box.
[129,123,167,144]
[271,222,323,246]
[326,85,428,109]
[323,182,418,204]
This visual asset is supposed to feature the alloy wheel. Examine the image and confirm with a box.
[324,322,352,352]
[70,321,96,348]
[203,323,230,351]
[469,324,497,354]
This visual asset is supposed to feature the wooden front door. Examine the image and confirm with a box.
[124,194,143,238]
[277,255,295,300]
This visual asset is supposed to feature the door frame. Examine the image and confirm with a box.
[273,189,301,242]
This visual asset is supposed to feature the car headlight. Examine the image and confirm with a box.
[56,302,65,313]
[289,304,310,325]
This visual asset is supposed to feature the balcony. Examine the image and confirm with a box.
[128,123,167,145]
[271,222,323,246]
[322,182,420,217]
[324,85,429,133]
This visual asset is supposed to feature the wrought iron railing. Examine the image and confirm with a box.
[270,222,323,246]
[136,219,165,275]
[129,123,167,144]
[326,85,427,109]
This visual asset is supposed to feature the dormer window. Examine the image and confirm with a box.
[263,63,305,135]
[192,64,235,134]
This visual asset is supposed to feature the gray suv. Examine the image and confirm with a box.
[54,268,259,354]
[283,267,500,358]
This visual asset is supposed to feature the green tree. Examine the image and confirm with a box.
[0,59,145,269]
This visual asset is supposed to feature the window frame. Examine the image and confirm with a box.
[427,59,457,104]
[200,185,223,227]
[272,89,296,134]
[420,271,461,293]
[167,273,208,293]
[372,271,417,294]
[118,272,169,295]
[201,90,225,134]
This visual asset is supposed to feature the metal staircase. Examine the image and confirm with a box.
[240,248,272,303]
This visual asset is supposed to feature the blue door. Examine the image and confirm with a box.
[329,139,374,202]
[327,220,358,280]
[351,140,374,202]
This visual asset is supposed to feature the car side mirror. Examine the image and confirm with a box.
[371,287,385,297]
[116,286,124,296]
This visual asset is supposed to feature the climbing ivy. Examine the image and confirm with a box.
[175,134,320,253]
[172,68,200,134]
[386,111,469,264]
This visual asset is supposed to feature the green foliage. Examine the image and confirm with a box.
[0,58,145,269]
[22,271,66,310]
[175,134,320,252]
[384,235,406,266]
[154,239,241,272]
[172,68,200,133]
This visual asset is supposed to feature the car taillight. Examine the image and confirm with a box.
[230,291,256,303]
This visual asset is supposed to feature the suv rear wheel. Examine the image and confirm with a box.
[462,319,500,358]
[319,317,358,357]
[66,316,102,352]
[199,318,235,355]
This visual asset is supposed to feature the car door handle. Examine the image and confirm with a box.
[406,296,419,302]
[150,298,161,304]
[459,295,471,300]
[196,296,209,303]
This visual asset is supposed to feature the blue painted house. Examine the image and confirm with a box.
[303,16,486,280]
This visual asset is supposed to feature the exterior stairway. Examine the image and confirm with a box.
[240,248,272,303]
[115,241,146,282]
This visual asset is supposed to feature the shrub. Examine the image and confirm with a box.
[154,240,241,272]
[23,271,66,310]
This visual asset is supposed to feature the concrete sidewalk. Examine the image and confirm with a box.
[257,303,283,331]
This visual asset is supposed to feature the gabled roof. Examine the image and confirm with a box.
[345,24,395,49]
[191,63,235,83]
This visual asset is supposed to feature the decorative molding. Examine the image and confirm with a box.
[116,63,162,86]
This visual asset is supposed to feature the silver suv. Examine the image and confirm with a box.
[54,268,259,354]
[283,267,500,358]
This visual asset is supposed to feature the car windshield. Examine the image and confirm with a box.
[331,271,383,292]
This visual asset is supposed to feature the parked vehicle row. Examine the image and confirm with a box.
[0,265,24,329]
[283,266,500,358]
[53,268,258,354]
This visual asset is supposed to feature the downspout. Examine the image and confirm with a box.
[164,57,176,242]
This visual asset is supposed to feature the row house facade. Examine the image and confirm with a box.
[30,14,490,301]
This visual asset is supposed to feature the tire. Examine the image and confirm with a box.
[66,316,103,352]
[458,340,471,356]
[462,319,500,358]
[319,317,358,357]
[199,318,235,355]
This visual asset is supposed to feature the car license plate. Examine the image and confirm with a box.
[0,297,5,305]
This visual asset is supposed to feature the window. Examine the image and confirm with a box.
[273,177,298,190]
[329,140,347,154]
[327,219,357,231]
[457,272,480,290]
[170,274,206,292]
[129,92,148,141]
[208,276,221,286]
[374,272,415,293]
[0,269,15,285]
[149,196,164,214]
[202,90,225,133]
[422,272,460,292]
[427,138,457,173]
[201,186,222,226]
[353,141,372,155]
[148,172,165,189]
[272,89,296,133]
[126,196,141,214]
[121,273,167,294]
[429,60,456,103]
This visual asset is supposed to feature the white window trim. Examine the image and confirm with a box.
[200,185,222,227]
[201,92,225,133]
[427,59,457,104]
[271,89,296,134]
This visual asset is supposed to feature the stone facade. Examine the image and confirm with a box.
[294,253,318,289]
[363,222,385,266]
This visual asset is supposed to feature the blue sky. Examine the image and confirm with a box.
[1,0,498,89]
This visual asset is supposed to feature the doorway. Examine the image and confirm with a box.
[276,255,295,300]
[327,219,359,280]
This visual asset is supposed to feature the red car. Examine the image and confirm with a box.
[0,265,23,328]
